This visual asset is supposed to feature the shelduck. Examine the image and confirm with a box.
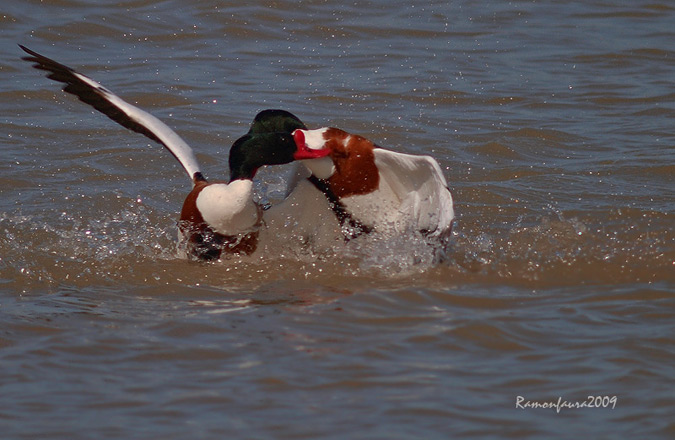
[20,46,330,260]
[251,111,455,246]
[292,127,454,240]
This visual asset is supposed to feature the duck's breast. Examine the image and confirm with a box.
[195,180,260,236]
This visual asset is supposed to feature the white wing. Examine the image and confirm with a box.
[372,148,454,237]
[20,45,203,183]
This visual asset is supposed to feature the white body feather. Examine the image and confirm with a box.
[196,180,260,236]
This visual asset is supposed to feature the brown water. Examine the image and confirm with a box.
[1,0,673,438]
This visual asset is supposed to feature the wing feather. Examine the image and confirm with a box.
[372,148,454,237]
[20,45,203,183]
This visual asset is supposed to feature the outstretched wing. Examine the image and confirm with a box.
[20,45,204,183]
[373,148,454,237]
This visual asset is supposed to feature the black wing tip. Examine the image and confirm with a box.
[19,44,77,75]
[18,44,33,55]
[19,44,44,62]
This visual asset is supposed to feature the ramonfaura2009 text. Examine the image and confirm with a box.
[515,395,617,413]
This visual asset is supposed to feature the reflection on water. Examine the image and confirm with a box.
[0,0,673,438]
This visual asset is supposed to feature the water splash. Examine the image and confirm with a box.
[0,196,177,291]
[448,209,673,285]
[2,189,671,293]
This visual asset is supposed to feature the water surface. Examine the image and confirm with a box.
[1,0,673,438]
